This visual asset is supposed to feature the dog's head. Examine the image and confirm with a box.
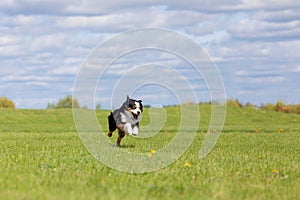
[126,95,143,120]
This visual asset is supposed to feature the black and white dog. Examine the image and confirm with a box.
[107,95,143,147]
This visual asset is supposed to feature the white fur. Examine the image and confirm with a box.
[124,122,133,135]
[132,126,139,136]
[120,111,141,125]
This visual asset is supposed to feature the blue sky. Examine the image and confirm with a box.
[0,0,300,109]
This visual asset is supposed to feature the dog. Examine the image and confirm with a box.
[107,95,143,147]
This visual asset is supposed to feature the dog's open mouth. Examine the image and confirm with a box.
[132,113,139,119]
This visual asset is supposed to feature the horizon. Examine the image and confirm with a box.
[2,96,299,110]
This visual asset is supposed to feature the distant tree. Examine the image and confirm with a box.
[46,102,56,109]
[262,103,275,111]
[95,103,102,110]
[275,100,284,112]
[295,104,300,114]
[226,99,243,108]
[244,102,255,108]
[0,97,15,108]
[55,95,80,109]
[72,98,81,108]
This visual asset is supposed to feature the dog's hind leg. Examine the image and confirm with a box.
[116,128,125,147]
[108,112,117,137]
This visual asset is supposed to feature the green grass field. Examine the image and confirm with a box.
[0,105,299,200]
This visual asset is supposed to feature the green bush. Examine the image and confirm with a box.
[0,97,15,108]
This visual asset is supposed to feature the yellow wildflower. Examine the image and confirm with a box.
[184,162,191,167]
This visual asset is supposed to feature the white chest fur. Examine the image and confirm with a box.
[120,111,141,125]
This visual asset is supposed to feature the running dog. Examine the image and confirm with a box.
[107,95,143,147]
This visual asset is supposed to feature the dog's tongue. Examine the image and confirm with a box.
[132,113,138,119]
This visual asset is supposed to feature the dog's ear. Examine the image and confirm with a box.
[126,95,130,102]
[138,100,143,112]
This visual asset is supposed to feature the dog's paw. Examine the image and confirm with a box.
[108,132,113,137]
[132,126,139,136]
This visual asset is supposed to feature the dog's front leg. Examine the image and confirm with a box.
[124,123,133,135]
[132,126,139,136]
[117,122,133,135]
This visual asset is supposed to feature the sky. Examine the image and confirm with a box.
[0,0,300,109]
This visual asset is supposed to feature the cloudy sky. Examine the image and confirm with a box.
[1,0,300,109]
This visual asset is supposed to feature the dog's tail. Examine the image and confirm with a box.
[108,112,117,132]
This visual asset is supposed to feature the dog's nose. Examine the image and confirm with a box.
[137,111,140,115]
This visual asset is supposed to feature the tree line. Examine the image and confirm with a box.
[46,95,101,109]
[0,95,80,109]
[226,99,300,114]
[1,96,300,114]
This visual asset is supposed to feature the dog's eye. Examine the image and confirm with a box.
[132,105,137,109]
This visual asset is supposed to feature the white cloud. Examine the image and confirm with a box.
[167,0,300,12]
[0,44,25,57]
[256,8,300,23]
[1,0,300,16]
[239,0,300,10]
[197,30,231,44]
[2,74,54,82]
[228,18,300,41]
[0,35,21,45]
[1,14,35,26]
[291,66,300,72]
[47,66,78,75]
[238,75,285,84]
[29,33,67,52]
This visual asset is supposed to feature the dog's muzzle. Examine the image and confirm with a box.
[132,112,140,119]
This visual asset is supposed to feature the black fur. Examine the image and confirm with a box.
[108,112,116,132]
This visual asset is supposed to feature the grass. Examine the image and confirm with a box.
[0,105,299,199]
